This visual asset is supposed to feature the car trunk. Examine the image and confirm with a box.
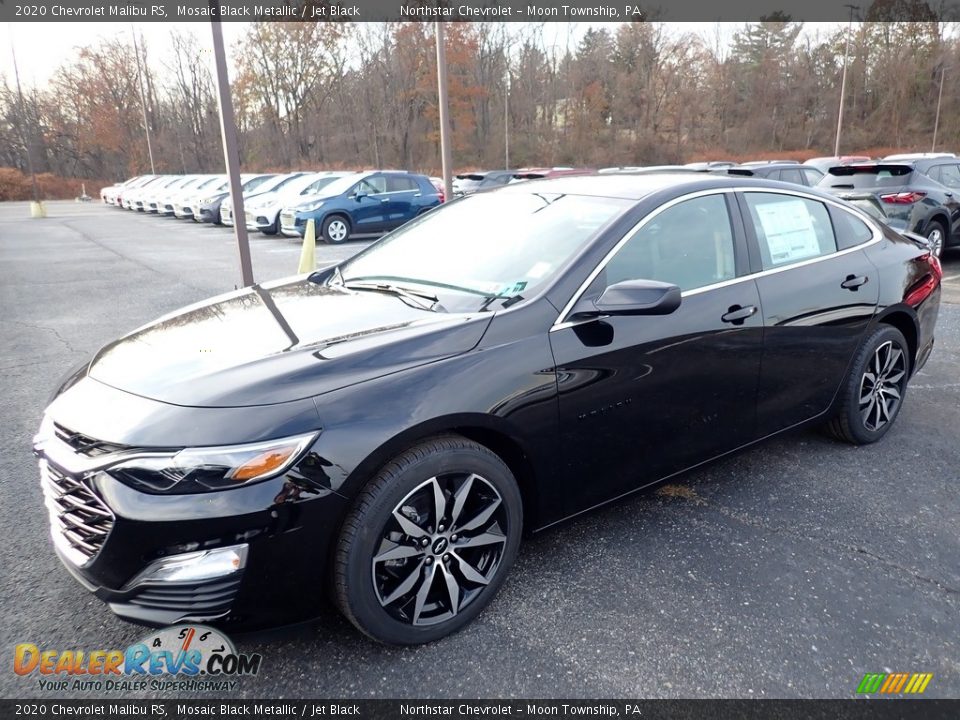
[822,165,918,226]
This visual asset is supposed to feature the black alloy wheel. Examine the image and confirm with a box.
[334,436,522,645]
[826,325,910,444]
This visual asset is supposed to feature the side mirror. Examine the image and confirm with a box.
[570,279,681,319]
[355,192,368,201]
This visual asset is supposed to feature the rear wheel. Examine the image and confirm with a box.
[334,436,522,645]
[925,220,946,259]
[826,325,910,445]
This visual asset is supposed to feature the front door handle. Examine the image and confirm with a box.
[841,274,869,290]
[721,304,758,324]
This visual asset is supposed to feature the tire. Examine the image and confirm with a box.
[322,215,351,244]
[925,220,947,259]
[261,214,279,235]
[334,435,523,645]
[826,325,910,445]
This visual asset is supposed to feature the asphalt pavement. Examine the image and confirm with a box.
[1,201,958,699]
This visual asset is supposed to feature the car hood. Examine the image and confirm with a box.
[87,276,491,408]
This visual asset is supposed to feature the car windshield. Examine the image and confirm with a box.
[300,175,348,196]
[337,191,630,313]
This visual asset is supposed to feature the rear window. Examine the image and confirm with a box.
[821,166,914,190]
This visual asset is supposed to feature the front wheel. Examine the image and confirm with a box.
[826,325,910,445]
[334,436,522,645]
[322,215,351,244]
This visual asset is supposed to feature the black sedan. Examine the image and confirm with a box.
[33,174,941,645]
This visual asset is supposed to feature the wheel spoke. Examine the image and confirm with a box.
[882,385,901,401]
[449,474,476,528]
[439,563,461,616]
[392,509,429,539]
[381,559,425,606]
[886,348,903,376]
[452,551,490,586]
[861,396,877,429]
[885,369,905,385]
[412,562,438,625]
[430,477,447,529]
[374,543,425,564]
[457,531,507,549]
[457,496,502,533]
[879,397,893,423]
[859,384,873,405]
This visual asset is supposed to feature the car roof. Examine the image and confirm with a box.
[494,171,815,201]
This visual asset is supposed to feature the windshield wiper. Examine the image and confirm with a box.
[341,280,443,312]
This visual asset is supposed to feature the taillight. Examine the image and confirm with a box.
[438,189,445,203]
[903,252,942,307]
[880,191,926,204]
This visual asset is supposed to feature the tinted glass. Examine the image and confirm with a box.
[744,193,837,269]
[779,169,804,185]
[605,194,737,292]
[357,176,387,194]
[386,176,419,193]
[831,206,875,250]
[802,168,824,186]
[340,192,630,313]
[935,164,960,188]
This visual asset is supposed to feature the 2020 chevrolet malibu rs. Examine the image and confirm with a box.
[33,174,941,645]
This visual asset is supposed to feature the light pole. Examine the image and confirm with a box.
[131,26,156,175]
[932,65,948,153]
[504,67,510,170]
[209,3,254,287]
[435,22,453,201]
[834,4,859,157]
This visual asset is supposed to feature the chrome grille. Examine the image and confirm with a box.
[53,422,127,457]
[40,461,114,566]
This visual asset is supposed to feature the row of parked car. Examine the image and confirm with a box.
[453,154,960,258]
[102,152,959,256]
[101,170,446,244]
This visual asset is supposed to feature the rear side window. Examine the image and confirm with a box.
[932,164,960,188]
[802,168,824,186]
[386,176,419,193]
[779,169,804,185]
[744,193,837,269]
[830,206,875,250]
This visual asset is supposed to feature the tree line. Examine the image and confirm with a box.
[1,17,958,190]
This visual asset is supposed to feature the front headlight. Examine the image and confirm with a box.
[299,201,325,212]
[201,197,217,205]
[109,432,319,494]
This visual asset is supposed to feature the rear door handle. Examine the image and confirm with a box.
[721,304,758,324]
[841,274,869,290]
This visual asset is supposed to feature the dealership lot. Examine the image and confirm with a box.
[1,200,958,698]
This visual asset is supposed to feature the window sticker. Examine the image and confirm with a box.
[754,200,822,264]
[526,261,552,279]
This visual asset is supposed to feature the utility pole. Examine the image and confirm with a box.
[210,4,254,287]
[131,26,156,175]
[435,21,453,201]
[9,38,42,214]
[834,4,858,157]
[504,68,510,170]
[932,65,947,153]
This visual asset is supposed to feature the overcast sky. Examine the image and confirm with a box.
[3,21,844,89]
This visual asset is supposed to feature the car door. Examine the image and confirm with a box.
[737,190,880,437]
[349,175,389,233]
[549,192,764,512]
[383,175,421,229]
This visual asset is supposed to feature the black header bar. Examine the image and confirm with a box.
[2,0,958,22]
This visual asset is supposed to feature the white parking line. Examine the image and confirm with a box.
[942,273,960,283]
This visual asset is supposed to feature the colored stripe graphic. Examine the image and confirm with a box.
[858,672,932,694]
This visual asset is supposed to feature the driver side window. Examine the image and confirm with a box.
[604,194,737,292]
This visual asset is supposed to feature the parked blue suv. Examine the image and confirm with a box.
[280,171,442,243]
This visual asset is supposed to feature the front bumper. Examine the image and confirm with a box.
[35,425,348,630]
[279,210,306,237]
